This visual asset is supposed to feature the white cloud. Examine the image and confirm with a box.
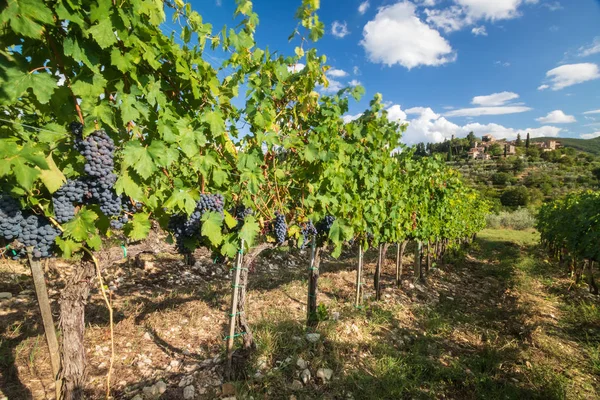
[495,60,511,67]
[358,1,370,14]
[349,79,362,86]
[538,84,550,90]
[342,113,363,123]
[326,68,348,78]
[579,37,600,57]
[471,25,487,36]
[425,6,467,33]
[536,110,576,124]
[580,131,600,139]
[472,91,519,106]
[542,1,563,11]
[287,63,305,73]
[543,63,600,90]
[386,104,408,122]
[331,21,350,38]
[320,78,344,93]
[361,2,456,69]
[391,105,559,145]
[444,106,531,117]
[583,109,600,115]
[454,0,537,21]
[353,66,361,75]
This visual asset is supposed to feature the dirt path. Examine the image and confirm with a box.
[1,230,599,399]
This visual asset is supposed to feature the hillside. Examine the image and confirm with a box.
[532,136,600,155]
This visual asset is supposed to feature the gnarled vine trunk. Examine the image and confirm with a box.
[236,243,273,349]
[59,260,95,400]
[414,241,424,282]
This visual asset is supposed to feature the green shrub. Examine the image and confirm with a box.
[486,208,536,230]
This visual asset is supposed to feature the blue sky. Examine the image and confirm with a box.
[186,0,600,144]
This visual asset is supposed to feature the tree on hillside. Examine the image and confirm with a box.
[466,131,477,148]
[488,143,503,157]
[501,186,530,207]
[516,133,523,147]
[592,166,600,182]
[415,143,428,157]
[526,132,530,148]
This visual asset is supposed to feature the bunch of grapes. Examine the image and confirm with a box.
[52,179,87,223]
[272,212,287,244]
[231,205,253,229]
[168,214,191,253]
[300,220,317,248]
[0,194,24,240]
[74,129,115,177]
[16,215,60,258]
[168,193,225,253]
[1,193,59,259]
[316,215,335,234]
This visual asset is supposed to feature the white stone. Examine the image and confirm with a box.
[296,357,308,369]
[301,368,311,384]
[156,380,167,394]
[179,375,194,387]
[0,292,12,299]
[131,395,143,400]
[142,385,158,398]
[143,332,153,340]
[290,380,303,390]
[316,368,333,381]
[306,333,320,343]
[183,385,195,399]
[331,311,340,320]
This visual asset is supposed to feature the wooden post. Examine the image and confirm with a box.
[27,250,62,399]
[426,241,431,273]
[307,239,320,326]
[355,245,363,307]
[396,240,408,286]
[226,239,244,375]
[374,244,383,300]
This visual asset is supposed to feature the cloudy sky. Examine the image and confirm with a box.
[190,0,600,144]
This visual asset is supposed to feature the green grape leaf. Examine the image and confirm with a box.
[55,236,82,259]
[62,208,98,242]
[86,18,117,49]
[38,153,66,194]
[239,215,259,248]
[127,213,151,240]
[86,234,102,250]
[201,211,223,246]
[12,158,40,190]
[223,210,238,229]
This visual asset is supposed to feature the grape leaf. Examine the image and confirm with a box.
[12,158,40,190]
[62,208,98,242]
[239,215,259,248]
[127,213,151,240]
[38,153,66,194]
[201,211,223,246]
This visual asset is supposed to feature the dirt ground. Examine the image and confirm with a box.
[1,229,599,399]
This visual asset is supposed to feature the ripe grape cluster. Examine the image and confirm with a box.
[52,123,138,229]
[168,194,225,253]
[52,179,87,223]
[301,220,317,248]
[1,194,59,259]
[317,215,335,233]
[231,205,254,229]
[272,212,287,244]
